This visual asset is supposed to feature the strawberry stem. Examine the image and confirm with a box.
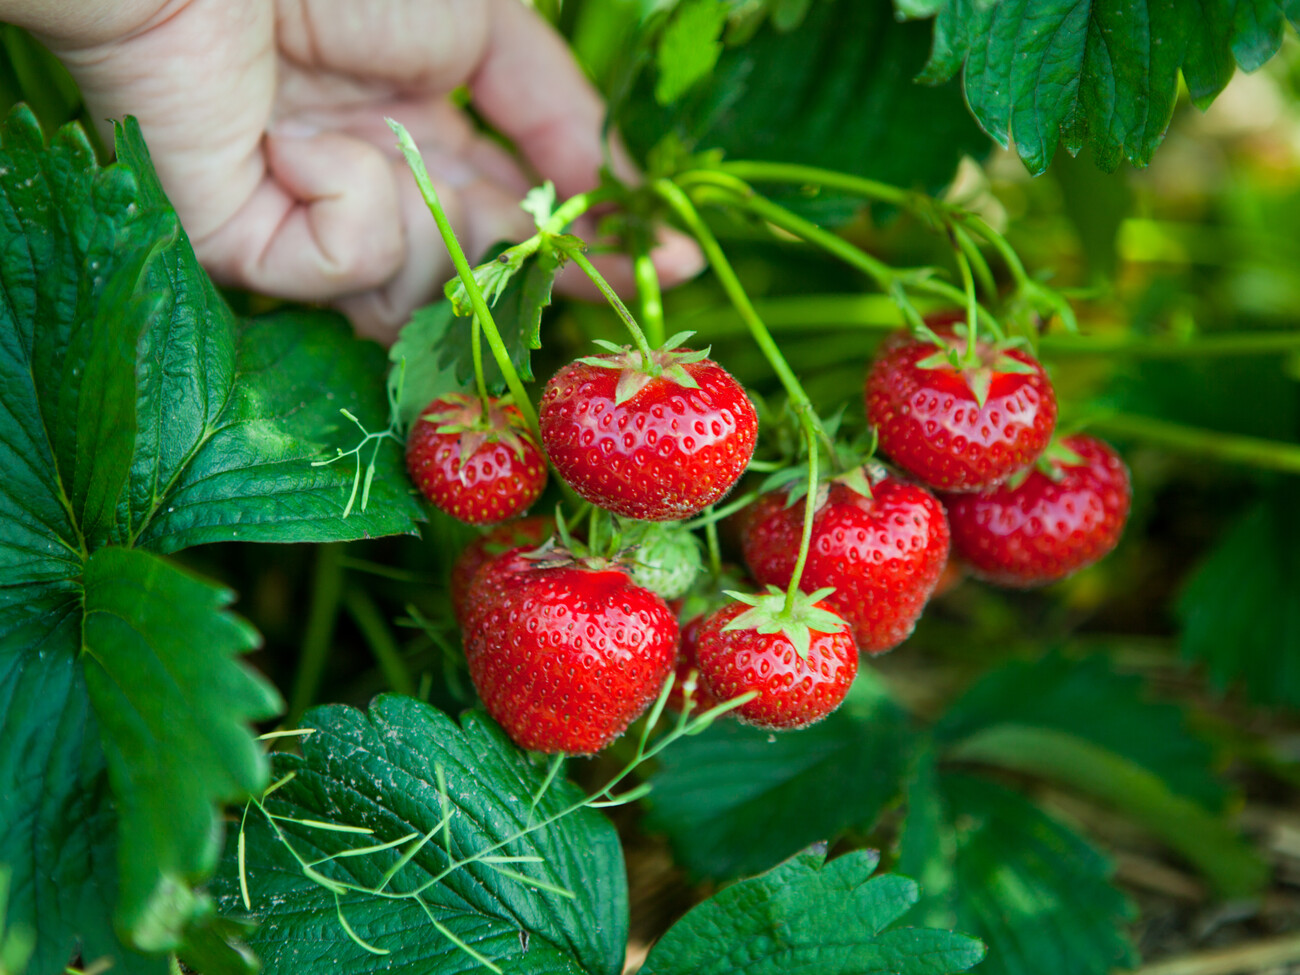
[704,512,723,577]
[633,248,667,348]
[388,120,540,442]
[686,176,999,337]
[554,241,656,364]
[953,244,980,368]
[712,159,1037,293]
[784,435,819,615]
[654,178,824,614]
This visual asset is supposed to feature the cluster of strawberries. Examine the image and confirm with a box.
[405,321,1131,755]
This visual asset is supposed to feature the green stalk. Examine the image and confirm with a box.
[784,441,819,615]
[713,159,1034,291]
[674,294,1300,360]
[388,120,539,441]
[343,585,415,697]
[541,186,619,234]
[470,314,489,407]
[704,514,723,577]
[655,177,823,609]
[290,543,345,723]
[654,180,815,420]
[954,245,979,365]
[713,160,911,208]
[1041,330,1300,359]
[558,243,656,361]
[1087,412,1300,475]
[696,181,998,333]
[633,249,667,348]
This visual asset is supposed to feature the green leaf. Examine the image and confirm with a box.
[900,772,1136,975]
[935,651,1227,810]
[389,300,463,431]
[82,547,282,950]
[948,725,1265,897]
[0,103,416,968]
[655,0,730,105]
[641,845,985,975]
[645,673,914,879]
[134,309,422,551]
[213,696,628,975]
[0,597,167,975]
[903,0,1300,175]
[619,0,990,224]
[1179,492,1300,708]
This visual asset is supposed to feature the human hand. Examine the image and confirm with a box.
[12,0,702,340]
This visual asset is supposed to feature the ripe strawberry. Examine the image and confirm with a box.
[462,554,678,753]
[406,393,547,525]
[538,342,757,520]
[741,468,950,653]
[865,326,1057,492]
[666,613,720,715]
[450,515,555,626]
[943,434,1131,588]
[694,589,857,730]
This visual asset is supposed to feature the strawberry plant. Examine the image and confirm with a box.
[5,4,1300,975]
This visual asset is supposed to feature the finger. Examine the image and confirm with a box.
[470,0,613,199]
[335,128,537,343]
[196,128,405,301]
[554,225,705,303]
[48,0,273,243]
[275,0,490,94]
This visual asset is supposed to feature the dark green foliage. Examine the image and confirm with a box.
[642,845,986,975]
[899,769,1137,975]
[618,0,990,223]
[645,674,913,879]
[1180,490,1300,707]
[0,104,421,970]
[902,0,1300,173]
[936,651,1227,809]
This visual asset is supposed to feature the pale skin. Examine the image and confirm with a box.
[3,0,702,339]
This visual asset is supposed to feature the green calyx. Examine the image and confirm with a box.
[579,331,712,405]
[721,585,848,660]
[422,392,535,463]
[913,326,1039,408]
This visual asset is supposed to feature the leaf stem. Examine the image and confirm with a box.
[672,294,1300,360]
[388,119,539,441]
[555,241,655,361]
[654,177,824,608]
[541,186,619,234]
[290,543,345,723]
[633,248,667,348]
[687,177,998,333]
[342,585,415,697]
[1086,412,1300,475]
[785,439,819,615]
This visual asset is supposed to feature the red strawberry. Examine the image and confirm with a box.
[666,614,721,715]
[694,589,857,730]
[865,326,1057,492]
[943,434,1131,587]
[450,515,555,626]
[406,393,547,525]
[539,343,757,520]
[741,468,950,653]
[462,554,678,753]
